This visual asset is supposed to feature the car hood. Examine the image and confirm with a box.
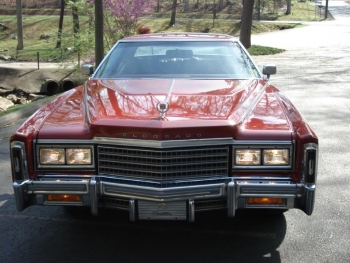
[35,78,293,140]
[87,78,263,123]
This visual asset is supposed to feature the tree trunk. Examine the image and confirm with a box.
[239,0,254,49]
[184,0,189,13]
[16,0,24,50]
[56,0,65,48]
[286,0,291,15]
[95,0,104,67]
[169,0,177,26]
[157,0,160,12]
[71,0,80,38]
[219,0,224,11]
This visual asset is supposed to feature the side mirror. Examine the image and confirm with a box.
[262,65,277,79]
[81,64,94,76]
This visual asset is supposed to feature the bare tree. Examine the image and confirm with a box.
[239,0,255,49]
[169,0,177,26]
[16,0,24,50]
[95,0,104,67]
[56,0,65,48]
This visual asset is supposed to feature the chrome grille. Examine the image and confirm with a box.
[98,145,229,180]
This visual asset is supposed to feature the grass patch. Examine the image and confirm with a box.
[248,45,285,56]
[0,15,91,62]
[1,15,298,62]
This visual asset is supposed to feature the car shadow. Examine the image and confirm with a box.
[60,207,287,262]
[0,195,286,263]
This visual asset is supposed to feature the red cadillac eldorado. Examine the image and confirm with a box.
[10,33,318,222]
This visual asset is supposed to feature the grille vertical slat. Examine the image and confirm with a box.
[98,146,229,180]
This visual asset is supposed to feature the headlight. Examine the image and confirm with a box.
[263,149,289,165]
[66,149,92,164]
[235,149,261,165]
[39,148,92,165]
[40,149,65,165]
[234,147,291,167]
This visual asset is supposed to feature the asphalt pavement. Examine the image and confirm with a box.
[0,1,349,262]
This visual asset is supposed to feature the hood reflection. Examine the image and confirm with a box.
[87,79,265,123]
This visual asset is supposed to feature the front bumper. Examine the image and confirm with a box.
[13,176,315,221]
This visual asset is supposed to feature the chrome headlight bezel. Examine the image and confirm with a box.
[36,143,95,170]
[232,141,294,170]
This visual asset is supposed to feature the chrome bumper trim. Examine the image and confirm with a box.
[101,181,226,202]
[13,176,316,219]
[227,181,236,218]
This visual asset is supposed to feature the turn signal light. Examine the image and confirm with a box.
[247,197,284,205]
[47,194,81,202]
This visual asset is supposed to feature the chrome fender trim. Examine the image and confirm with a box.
[13,180,31,212]
[303,184,316,215]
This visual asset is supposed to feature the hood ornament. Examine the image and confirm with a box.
[157,102,169,119]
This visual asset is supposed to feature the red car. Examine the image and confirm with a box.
[10,33,318,222]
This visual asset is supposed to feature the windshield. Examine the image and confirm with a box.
[93,41,261,79]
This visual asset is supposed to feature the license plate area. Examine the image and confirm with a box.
[138,200,186,220]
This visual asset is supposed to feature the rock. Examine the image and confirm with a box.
[18,97,28,104]
[0,97,14,111]
[0,23,8,30]
[0,88,12,96]
[0,54,13,61]
[6,94,18,103]
[28,93,45,101]
[39,34,50,40]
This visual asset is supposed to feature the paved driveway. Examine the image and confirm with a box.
[0,2,349,262]
[252,0,350,261]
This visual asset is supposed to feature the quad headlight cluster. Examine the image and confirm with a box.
[39,148,92,165]
[234,148,290,167]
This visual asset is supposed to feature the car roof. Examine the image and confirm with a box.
[121,32,238,41]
